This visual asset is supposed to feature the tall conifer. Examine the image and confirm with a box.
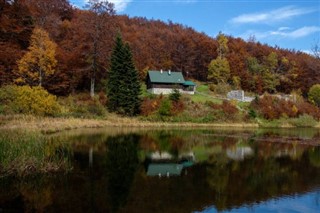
[107,33,141,116]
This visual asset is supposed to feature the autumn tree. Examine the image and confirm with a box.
[308,84,320,106]
[208,33,230,84]
[16,27,57,87]
[107,34,141,116]
[208,58,230,84]
[261,52,280,93]
[217,32,229,58]
[85,0,115,97]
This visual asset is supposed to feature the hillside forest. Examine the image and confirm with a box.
[1,0,319,97]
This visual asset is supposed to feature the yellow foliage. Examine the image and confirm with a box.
[16,27,57,87]
[10,86,61,116]
[292,105,298,115]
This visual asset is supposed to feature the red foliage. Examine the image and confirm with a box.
[170,100,185,115]
[140,96,162,116]
[1,1,319,97]
[296,101,320,120]
[251,95,320,120]
[221,100,238,115]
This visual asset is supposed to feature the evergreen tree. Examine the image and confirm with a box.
[107,34,141,116]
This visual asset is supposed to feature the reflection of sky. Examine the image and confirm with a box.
[195,190,320,213]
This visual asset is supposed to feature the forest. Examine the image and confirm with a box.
[1,0,319,97]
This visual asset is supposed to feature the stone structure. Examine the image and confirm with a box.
[227,90,254,102]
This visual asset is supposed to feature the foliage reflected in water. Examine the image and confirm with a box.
[105,134,139,212]
[0,129,320,212]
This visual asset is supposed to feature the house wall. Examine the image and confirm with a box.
[148,88,194,95]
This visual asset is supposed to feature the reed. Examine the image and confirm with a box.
[0,130,72,177]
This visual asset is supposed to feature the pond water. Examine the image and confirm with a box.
[0,128,320,212]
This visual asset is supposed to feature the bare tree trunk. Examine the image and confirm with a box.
[90,77,95,98]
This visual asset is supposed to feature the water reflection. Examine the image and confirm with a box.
[105,134,139,212]
[0,128,319,212]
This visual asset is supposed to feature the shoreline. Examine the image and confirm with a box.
[1,115,320,134]
[0,115,261,134]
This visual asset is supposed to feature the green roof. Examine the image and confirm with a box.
[183,81,196,86]
[147,163,183,176]
[148,70,185,84]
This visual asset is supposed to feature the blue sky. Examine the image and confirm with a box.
[70,0,320,53]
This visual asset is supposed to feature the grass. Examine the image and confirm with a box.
[0,114,260,134]
[189,93,223,104]
[0,130,72,177]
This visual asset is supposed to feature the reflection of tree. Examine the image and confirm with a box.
[105,134,139,212]
[309,147,320,168]
[17,176,53,212]
[206,153,230,210]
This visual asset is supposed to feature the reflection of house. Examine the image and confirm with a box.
[146,70,196,95]
[146,151,195,177]
[226,147,253,160]
[149,151,173,160]
[147,164,184,177]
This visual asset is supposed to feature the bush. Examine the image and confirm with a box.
[209,83,231,95]
[290,114,318,127]
[158,99,172,117]
[0,85,61,116]
[251,94,320,120]
[15,86,61,116]
[308,84,320,107]
[169,89,181,102]
[140,95,162,116]
[59,93,107,118]
[0,85,17,114]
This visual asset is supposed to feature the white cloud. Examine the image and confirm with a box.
[239,26,320,40]
[231,6,315,24]
[83,0,132,12]
[278,27,291,31]
[271,26,320,38]
[109,0,132,12]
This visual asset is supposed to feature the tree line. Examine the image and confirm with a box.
[1,0,319,96]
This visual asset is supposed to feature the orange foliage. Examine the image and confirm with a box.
[251,95,320,120]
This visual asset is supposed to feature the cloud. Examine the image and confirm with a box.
[82,0,132,12]
[109,0,132,12]
[270,26,320,38]
[239,26,320,40]
[231,6,315,24]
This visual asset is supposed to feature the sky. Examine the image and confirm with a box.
[70,0,320,53]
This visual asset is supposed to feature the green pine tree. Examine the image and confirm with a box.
[107,34,141,116]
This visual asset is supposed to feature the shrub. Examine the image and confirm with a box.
[140,96,162,116]
[308,84,320,107]
[0,85,61,116]
[169,89,181,102]
[0,85,17,114]
[251,94,320,120]
[15,86,61,116]
[209,83,231,95]
[290,114,318,127]
[171,100,184,115]
[296,101,320,120]
[59,93,107,118]
[158,99,172,117]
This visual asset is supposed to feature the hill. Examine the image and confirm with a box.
[1,0,319,96]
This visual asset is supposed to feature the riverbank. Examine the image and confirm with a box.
[2,115,320,134]
[0,115,260,134]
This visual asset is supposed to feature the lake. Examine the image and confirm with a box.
[0,128,320,212]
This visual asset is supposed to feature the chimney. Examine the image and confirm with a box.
[160,69,163,74]
[168,70,171,75]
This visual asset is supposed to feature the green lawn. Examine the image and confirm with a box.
[190,93,222,104]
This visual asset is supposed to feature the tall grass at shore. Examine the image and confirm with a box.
[0,130,72,177]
